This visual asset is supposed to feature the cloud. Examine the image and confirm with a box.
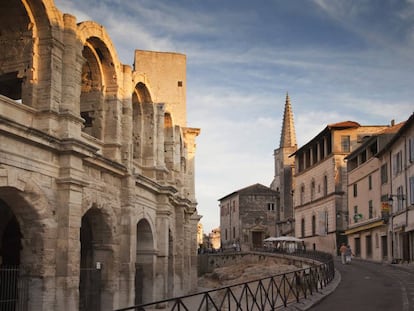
[54,0,414,233]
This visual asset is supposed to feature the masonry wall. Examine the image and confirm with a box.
[0,1,199,310]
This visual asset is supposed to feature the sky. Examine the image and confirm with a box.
[54,0,414,233]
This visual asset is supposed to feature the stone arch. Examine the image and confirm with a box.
[0,169,57,309]
[0,0,63,108]
[79,204,117,311]
[132,82,153,163]
[135,218,155,305]
[77,22,122,144]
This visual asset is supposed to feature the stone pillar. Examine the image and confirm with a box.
[154,206,171,301]
[182,128,200,200]
[182,211,192,293]
[55,154,87,311]
[189,212,200,291]
[121,65,133,169]
[55,181,85,310]
[155,103,165,169]
[54,14,85,139]
[117,177,136,307]
[174,206,185,296]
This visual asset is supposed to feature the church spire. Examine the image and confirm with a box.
[279,92,297,148]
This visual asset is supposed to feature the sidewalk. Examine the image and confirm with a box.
[387,261,414,273]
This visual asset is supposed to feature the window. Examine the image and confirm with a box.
[267,203,275,211]
[410,176,414,206]
[301,218,305,238]
[324,175,328,196]
[341,135,350,152]
[353,206,360,223]
[381,164,388,184]
[360,151,367,164]
[300,185,305,205]
[368,175,372,190]
[232,227,235,239]
[393,150,403,176]
[369,200,373,218]
[353,183,358,197]
[311,180,315,201]
[409,137,414,163]
[312,215,316,236]
[312,146,318,165]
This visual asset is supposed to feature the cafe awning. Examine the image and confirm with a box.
[345,220,385,235]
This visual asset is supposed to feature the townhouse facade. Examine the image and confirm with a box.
[345,114,414,263]
[379,114,414,262]
[0,1,199,310]
[345,122,405,261]
[292,121,388,255]
[219,183,279,251]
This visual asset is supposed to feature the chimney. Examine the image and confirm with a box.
[391,119,395,126]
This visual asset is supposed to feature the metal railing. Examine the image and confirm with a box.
[115,250,334,311]
[0,265,29,311]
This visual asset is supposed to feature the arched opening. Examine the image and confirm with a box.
[132,82,153,166]
[80,44,104,139]
[80,36,119,142]
[0,199,23,310]
[0,1,34,104]
[135,219,154,305]
[79,207,113,311]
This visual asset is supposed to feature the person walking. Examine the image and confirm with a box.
[345,245,354,264]
[339,243,347,264]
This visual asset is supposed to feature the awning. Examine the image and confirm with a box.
[345,220,385,235]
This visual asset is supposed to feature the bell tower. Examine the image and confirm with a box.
[270,93,297,236]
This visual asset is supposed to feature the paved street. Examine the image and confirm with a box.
[309,257,414,311]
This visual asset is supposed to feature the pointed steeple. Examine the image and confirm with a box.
[279,92,297,148]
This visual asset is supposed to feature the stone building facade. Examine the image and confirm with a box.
[219,183,279,251]
[270,94,297,236]
[372,114,414,263]
[0,1,200,310]
[345,122,404,262]
[292,121,388,255]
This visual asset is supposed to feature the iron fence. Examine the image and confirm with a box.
[115,250,334,311]
[79,267,102,311]
[0,265,29,311]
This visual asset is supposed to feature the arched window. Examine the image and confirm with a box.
[311,180,315,201]
[300,185,305,205]
[301,218,305,238]
[312,215,316,236]
[323,175,328,196]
